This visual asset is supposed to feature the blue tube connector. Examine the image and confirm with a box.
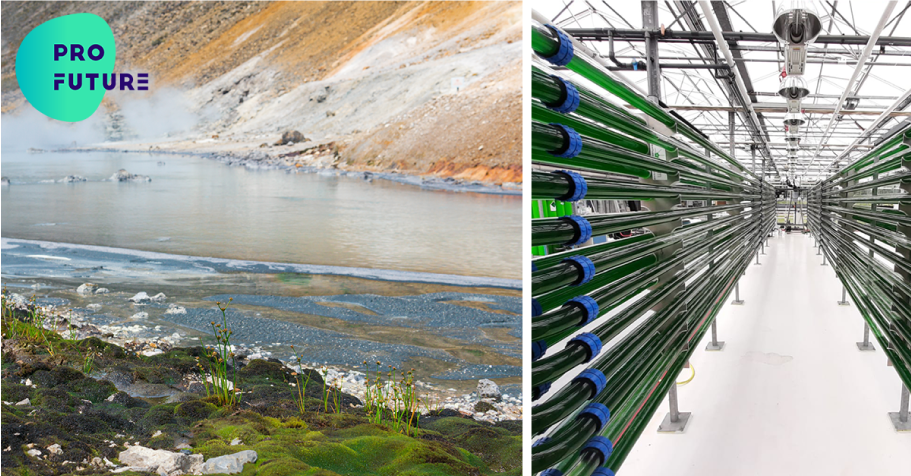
[569,332,602,363]
[532,340,548,362]
[546,75,580,114]
[539,470,563,476]
[581,436,614,465]
[572,368,607,399]
[564,215,592,246]
[532,298,543,317]
[556,170,588,202]
[532,437,551,448]
[563,255,595,285]
[548,124,582,159]
[592,468,616,476]
[541,24,575,66]
[577,402,611,431]
[534,382,552,401]
[567,295,599,325]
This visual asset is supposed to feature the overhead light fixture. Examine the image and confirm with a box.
[772,1,823,45]
[844,97,860,110]
[783,112,807,126]
[778,75,810,100]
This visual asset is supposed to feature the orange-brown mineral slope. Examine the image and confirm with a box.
[1,1,521,184]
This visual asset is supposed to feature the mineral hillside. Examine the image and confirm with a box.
[1,1,521,185]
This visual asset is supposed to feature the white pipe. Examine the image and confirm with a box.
[698,1,774,174]
[827,85,911,170]
[806,1,897,175]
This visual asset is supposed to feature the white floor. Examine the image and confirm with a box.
[621,232,911,476]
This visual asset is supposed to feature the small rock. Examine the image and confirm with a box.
[477,379,501,401]
[165,304,187,315]
[142,348,164,357]
[230,438,241,446]
[87,303,103,311]
[95,287,110,294]
[76,283,98,295]
[152,430,163,438]
[150,293,167,302]
[61,175,87,183]
[131,312,149,319]
[129,292,151,304]
[26,449,41,457]
[6,293,28,310]
[110,169,151,182]
[473,401,496,413]
[1,177,9,186]
[119,446,203,476]
[16,398,30,406]
[275,130,305,146]
[201,450,257,474]
[47,444,62,455]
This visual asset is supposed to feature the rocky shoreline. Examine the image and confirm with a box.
[31,142,521,196]
[2,292,522,475]
[4,291,522,423]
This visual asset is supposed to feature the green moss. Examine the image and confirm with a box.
[2,337,521,476]
[175,400,218,419]
[64,377,117,403]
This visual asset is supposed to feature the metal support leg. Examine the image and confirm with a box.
[730,283,744,305]
[755,251,761,265]
[817,245,822,255]
[888,385,911,431]
[761,240,766,255]
[837,287,850,306]
[705,320,725,351]
[856,323,875,351]
[658,382,691,433]
[822,253,828,266]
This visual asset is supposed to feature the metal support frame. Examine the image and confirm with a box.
[705,320,725,351]
[730,283,744,306]
[889,385,911,431]
[857,323,876,351]
[658,382,691,433]
[837,286,850,306]
[822,252,828,266]
[642,2,661,103]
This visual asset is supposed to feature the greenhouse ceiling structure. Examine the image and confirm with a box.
[535,0,911,186]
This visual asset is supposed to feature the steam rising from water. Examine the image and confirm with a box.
[1,104,107,150]
[1,87,199,151]
[115,87,198,141]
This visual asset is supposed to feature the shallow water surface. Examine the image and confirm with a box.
[1,150,521,279]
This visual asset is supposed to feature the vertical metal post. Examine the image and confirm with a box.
[731,283,744,306]
[837,286,850,306]
[857,323,875,351]
[706,320,725,351]
[642,2,661,102]
[658,382,691,432]
[822,252,828,266]
[755,251,761,265]
[889,385,911,431]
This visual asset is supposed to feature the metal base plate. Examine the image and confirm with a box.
[888,412,911,431]
[730,299,744,305]
[705,341,725,351]
[837,301,850,306]
[658,412,691,433]
[856,342,876,351]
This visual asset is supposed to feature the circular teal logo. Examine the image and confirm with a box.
[15,13,116,122]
